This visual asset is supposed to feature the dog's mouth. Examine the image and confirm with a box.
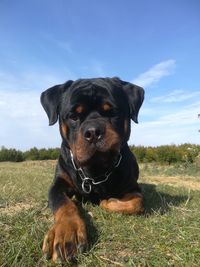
[75,141,120,166]
[71,137,117,162]
[73,123,121,167]
[73,131,121,169]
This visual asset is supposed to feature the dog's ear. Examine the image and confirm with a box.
[114,78,144,123]
[40,80,73,125]
[123,82,144,123]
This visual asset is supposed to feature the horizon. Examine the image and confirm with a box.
[0,0,200,150]
[1,142,200,153]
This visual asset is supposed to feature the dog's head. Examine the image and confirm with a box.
[41,77,144,167]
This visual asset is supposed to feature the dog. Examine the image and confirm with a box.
[40,77,144,262]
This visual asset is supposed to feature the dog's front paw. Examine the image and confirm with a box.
[42,216,87,262]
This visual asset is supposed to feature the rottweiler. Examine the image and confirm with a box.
[40,77,144,262]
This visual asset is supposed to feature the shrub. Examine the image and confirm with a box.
[131,144,200,165]
[24,147,40,160]
[0,147,25,162]
[24,147,60,160]
[0,145,199,163]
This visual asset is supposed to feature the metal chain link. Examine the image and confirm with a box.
[70,150,122,194]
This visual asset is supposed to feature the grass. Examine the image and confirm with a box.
[140,162,200,178]
[0,161,200,267]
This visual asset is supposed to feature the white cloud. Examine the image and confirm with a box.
[0,89,61,150]
[129,100,200,146]
[0,70,68,91]
[0,68,76,92]
[151,89,200,103]
[132,59,176,87]
[0,70,68,150]
[1,66,199,150]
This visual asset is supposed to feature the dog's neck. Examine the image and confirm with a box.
[69,149,122,194]
[71,150,121,178]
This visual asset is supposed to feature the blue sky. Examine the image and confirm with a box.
[0,0,200,150]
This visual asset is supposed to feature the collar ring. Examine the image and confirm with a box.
[82,179,92,194]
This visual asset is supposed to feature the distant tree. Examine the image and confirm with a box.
[131,145,147,162]
[157,145,183,165]
[0,147,24,162]
[145,147,158,162]
[24,147,40,160]
[0,145,199,163]
[49,148,60,159]
[180,144,199,163]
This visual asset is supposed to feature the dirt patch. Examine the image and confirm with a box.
[141,176,200,190]
[0,202,35,215]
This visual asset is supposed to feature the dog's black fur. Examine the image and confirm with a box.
[41,77,144,261]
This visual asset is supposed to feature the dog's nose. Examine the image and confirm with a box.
[84,126,104,143]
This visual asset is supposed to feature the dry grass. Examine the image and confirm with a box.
[0,160,200,267]
[0,203,35,215]
[141,175,200,191]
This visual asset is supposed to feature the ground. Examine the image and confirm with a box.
[0,160,200,267]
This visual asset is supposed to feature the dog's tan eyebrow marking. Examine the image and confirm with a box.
[102,102,112,112]
[75,105,84,114]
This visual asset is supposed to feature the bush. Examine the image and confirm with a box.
[0,144,199,163]
[156,145,183,165]
[24,147,40,160]
[0,147,25,162]
[130,144,200,165]
[24,147,60,160]
[131,146,147,162]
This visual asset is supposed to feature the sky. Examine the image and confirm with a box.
[0,0,200,150]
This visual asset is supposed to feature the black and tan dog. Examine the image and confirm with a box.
[40,77,144,262]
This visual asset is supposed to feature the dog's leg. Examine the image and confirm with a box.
[100,192,144,215]
[42,177,87,262]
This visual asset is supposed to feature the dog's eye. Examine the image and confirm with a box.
[69,113,79,122]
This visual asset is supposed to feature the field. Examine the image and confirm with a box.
[0,161,200,267]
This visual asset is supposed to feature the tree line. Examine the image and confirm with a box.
[0,144,199,164]
[0,147,60,162]
[130,144,200,164]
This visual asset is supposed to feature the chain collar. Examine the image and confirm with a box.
[70,150,122,194]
